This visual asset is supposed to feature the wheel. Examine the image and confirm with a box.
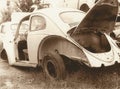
[43,52,66,80]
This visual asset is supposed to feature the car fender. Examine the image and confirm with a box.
[38,35,90,66]
[1,38,16,65]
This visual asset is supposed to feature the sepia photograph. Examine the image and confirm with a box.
[0,0,120,89]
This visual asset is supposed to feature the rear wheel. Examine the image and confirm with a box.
[43,52,66,80]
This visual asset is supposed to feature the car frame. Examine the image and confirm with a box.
[0,0,120,80]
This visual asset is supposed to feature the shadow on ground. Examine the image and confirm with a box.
[13,60,120,89]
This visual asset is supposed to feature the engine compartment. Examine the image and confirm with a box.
[69,28,111,53]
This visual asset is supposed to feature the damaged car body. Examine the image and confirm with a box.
[0,0,120,80]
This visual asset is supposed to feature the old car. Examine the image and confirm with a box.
[0,0,120,80]
[0,21,28,37]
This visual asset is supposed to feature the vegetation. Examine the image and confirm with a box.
[0,0,34,24]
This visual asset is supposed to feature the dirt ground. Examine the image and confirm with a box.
[0,59,120,89]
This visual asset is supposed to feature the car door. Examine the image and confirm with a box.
[27,14,47,64]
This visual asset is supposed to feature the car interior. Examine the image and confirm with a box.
[16,15,30,61]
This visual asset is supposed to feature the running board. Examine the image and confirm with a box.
[12,61,37,67]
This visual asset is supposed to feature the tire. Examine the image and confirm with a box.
[43,52,66,80]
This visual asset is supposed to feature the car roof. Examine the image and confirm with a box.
[34,7,83,14]
[32,8,85,18]
[31,8,85,33]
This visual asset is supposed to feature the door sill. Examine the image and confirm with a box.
[13,61,37,67]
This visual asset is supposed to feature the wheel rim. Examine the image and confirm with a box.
[46,60,57,78]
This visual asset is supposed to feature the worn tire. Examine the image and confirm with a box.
[43,52,66,80]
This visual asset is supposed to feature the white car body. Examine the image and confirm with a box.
[0,0,120,69]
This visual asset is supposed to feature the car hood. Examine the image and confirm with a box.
[71,0,118,34]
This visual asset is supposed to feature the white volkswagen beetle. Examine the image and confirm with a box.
[0,0,120,80]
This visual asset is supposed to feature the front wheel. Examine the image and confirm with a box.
[43,52,66,80]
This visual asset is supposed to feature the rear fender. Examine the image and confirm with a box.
[38,36,89,65]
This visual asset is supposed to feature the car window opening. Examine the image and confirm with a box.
[31,16,46,31]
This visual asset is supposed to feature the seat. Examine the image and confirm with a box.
[23,49,28,61]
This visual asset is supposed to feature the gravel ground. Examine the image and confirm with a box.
[0,59,120,89]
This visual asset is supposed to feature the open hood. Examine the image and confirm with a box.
[72,0,118,34]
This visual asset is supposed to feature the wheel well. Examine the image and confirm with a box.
[80,4,89,12]
[38,36,87,64]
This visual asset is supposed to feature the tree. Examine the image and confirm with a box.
[17,0,33,12]
[0,0,33,24]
